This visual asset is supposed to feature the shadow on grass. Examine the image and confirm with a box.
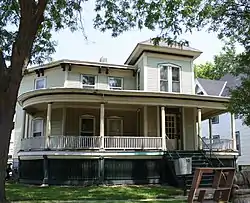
[6,183,183,201]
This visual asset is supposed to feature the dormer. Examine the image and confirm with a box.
[125,39,202,94]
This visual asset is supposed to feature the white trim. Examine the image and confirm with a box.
[195,79,208,95]
[18,150,165,157]
[34,77,47,90]
[108,76,124,90]
[64,68,69,87]
[219,81,227,96]
[81,74,97,89]
[107,116,123,136]
[31,117,44,137]
[79,115,96,136]
[182,107,186,150]
[143,53,148,91]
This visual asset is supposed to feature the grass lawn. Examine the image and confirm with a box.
[6,182,185,202]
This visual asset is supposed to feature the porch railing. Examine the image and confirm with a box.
[21,136,162,151]
[21,136,46,150]
[202,139,233,151]
[104,136,162,149]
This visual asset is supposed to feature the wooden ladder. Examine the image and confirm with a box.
[187,167,236,203]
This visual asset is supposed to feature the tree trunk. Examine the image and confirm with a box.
[0,1,48,202]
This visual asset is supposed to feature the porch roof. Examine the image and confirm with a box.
[18,88,229,119]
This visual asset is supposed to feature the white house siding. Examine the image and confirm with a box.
[13,67,65,161]
[202,113,250,166]
[146,53,194,94]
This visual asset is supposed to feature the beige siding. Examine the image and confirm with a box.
[146,53,193,94]
[183,107,197,150]
[147,106,157,136]
[45,68,65,88]
[65,108,137,136]
[137,58,144,90]
[66,65,136,90]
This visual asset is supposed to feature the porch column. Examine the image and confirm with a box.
[46,103,52,148]
[161,106,166,150]
[208,118,212,150]
[21,109,26,139]
[100,103,105,149]
[157,106,160,137]
[143,106,148,137]
[25,114,30,138]
[62,107,66,136]
[197,108,202,150]
[231,113,237,151]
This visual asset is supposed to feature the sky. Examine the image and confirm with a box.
[52,1,243,66]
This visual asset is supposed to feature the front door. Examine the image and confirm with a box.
[165,114,179,150]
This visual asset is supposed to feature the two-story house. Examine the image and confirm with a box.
[14,40,238,186]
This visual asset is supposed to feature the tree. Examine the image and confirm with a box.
[1,0,250,202]
[194,43,240,80]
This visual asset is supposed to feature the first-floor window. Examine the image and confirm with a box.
[32,118,44,137]
[34,77,46,90]
[107,117,123,136]
[108,77,123,90]
[82,74,96,89]
[80,115,95,136]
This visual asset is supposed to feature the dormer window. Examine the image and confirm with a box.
[82,75,96,89]
[159,64,181,93]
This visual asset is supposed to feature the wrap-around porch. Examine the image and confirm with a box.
[20,102,236,152]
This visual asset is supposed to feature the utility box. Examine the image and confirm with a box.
[174,157,192,176]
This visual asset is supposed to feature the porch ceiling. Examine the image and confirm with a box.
[18,88,229,111]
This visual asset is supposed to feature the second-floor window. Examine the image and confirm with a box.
[34,77,46,90]
[108,77,123,90]
[82,75,96,89]
[160,64,181,93]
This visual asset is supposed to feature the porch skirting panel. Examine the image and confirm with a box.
[18,157,167,185]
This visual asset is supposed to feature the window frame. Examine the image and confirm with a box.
[211,116,219,124]
[34,77,46,90]
[81,74,97,89]
[107,116,123,136]
[79,115,96,136]
[31,118,44,137]
[108,76,123,90]
[158,63,181,93]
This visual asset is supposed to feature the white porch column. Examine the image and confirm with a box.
[143,106,148,137]
[161,106,166,150]
[21,109,26,139]
[197,108,202,150]
[62,107,66,136]
[46,103,52,148]
[157,106,160,137]
[100,103,105,149]
[231,113,237,151]
[208,118,212,150]
[25,114,30,138]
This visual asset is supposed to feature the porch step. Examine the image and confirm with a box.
[164,150,214,188]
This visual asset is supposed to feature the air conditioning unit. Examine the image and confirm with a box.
[99,57,108,63]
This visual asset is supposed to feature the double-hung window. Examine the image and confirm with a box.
[160,64,181,92]
[108,77,123,90]
[34,77,46,90]
[82,75,96,89]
